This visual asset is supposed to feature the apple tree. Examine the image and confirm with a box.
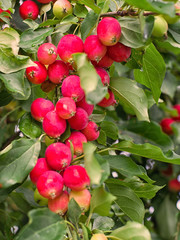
[0,0,180,239]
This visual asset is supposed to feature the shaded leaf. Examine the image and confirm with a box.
[19,113,42,139]
[77,0,101,14]
[112,141,180,165]
[134,43,166,103]
[0,46,35,74]
[93,216,114,231]
[106,179,145,223]
[0,70,31,100]
[90,186,116,216]
[110,77,149,121]
[14,208,67,240]
[0,138,41,189]
[67,198,82,227]
[100,121,119,140]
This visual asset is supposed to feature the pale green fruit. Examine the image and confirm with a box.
[34,188,48,206]
[164,5,180,24]
[91,233,108,240]
[152,16,168,37]
[53,0,73,19]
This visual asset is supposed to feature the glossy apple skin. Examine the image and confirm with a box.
[69,189,91,212]
[68,107,89,130]
[45,142,72,171]
[48,60,69,84]
[76,97,94,116]
[107,42,131,62]
[57,34,84,63]
[48,190,69,215]
[81,121,100,141]
[42,110,66,138]
[56,97,76,119]
[172,104,180,121]
[19,0,39,20]
[97,89,116,108]
[31,98,54,122]
[30,158,52,185]
[160,118,175,135]
[63,165,90,191]
[37,43,57,65]
[53,0,73,19]
[26,61,47,84]
[37,170,64,199]
[97,17,121,46]
[65,131,87,156]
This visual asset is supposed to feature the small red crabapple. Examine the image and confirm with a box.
[19,0,39,20]
[37,43,57,65]
[107,42,131,62]
[26,61,47,84]
[61,75,85,102]
[30,158,52,185]
[57,34,84,63]
[37,170,64,199]
[48,60,69,84]
[76,97,94,116]
[42,110,66,138]
[97,89,116,108]
[48,190,69,215]
[56,97,76,119]
[172,104,180,121]
[81,121,100,141]
[45,142,72,171]
[63,165,90,191]
[92,53,114,68]
[31,98,54,122]
[160,118,175,135]
[97,17,121,46]
[69,189,91,212]
[95,67,110,86]
[65,131,87,156]
[84,35,107,62]
[68,107,89,130]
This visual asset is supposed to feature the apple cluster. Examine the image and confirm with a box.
[25,16,131,214]
[160,104,180,135]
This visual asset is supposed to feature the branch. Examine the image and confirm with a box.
[1,131,20,150]
[100,9,180,17]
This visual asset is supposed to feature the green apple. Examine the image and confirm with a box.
[152,16,168,37]
[34,188,48,206]
[53,0,73,19]
[163,5,180,24]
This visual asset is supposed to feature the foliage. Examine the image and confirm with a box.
[0,0,180,240]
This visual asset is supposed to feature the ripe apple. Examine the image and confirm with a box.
[160,118,175,135]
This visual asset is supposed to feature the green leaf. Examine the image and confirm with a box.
[96,153,110,184]
[74,4,88,18]
[14,208,67,240]
[90,186,116,216]
[19,113,42,139]
[100,121,119,140]
[0,90,13,106]
[97,129,107,146]
[112,141,180,165]
[118,18,145,48]
[0,46,35,74]
[161,71,178,99]
[92,216,114,231]
[40,2,52,16]
[77,0,101,14]
[0,70,31,100]
[0,138,41,189]
[73,53,107,105]
[123,177,163,199]
[39,19,60,28]
[106,180,145,223]
[89,113,106,123]
[142,15,154,40]
[19,28,54,53]
[81,11,99,41]
[67,198,82,226]
[110,77,149,121]
[0,0,12,9]
[168,22,180,44]
[134,43,166,103]
[125,120,174,151]
[110,221,151,240]
[23,19,39,30]
[0,28,20,55]
[124,0,175,17]
[155,195,179,240]
[103,155,154,184]
[83,142,102,185]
